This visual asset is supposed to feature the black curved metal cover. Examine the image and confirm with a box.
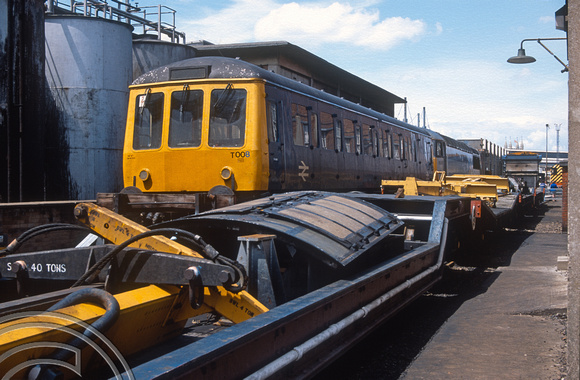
[162,191,404,268]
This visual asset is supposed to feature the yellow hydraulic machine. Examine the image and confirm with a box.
[0,203,268,378]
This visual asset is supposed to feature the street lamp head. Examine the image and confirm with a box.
[507,48,536,64]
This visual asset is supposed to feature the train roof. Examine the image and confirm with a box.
[192,41,405,115]
[132,56,431,136]
[425,129,479,155]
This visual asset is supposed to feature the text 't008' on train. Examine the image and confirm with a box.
[124,56,481,199]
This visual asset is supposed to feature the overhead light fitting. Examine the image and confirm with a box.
[507,48,536,64]
[507,37,568,73]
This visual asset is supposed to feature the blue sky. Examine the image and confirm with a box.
[139,0,568,152]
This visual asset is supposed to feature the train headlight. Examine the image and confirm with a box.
[139,169,151,181]
[220,166,233,180]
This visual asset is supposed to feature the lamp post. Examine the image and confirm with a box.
[507,37,569,73]
[545,123,550,183]
[555,123,561,163]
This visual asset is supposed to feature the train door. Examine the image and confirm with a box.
[334,115,346,189]
[319,109,338,189]
[371,127,380,183]
[411,133,419,177]
[361,123,374,186]
[265,85,286,191]
[343,118,358,188]
[289,100,316,189]
[307,105,321,189]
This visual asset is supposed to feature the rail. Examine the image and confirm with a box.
[44,0,186,43]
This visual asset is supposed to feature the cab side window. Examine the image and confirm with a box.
[267,100,279,143]
[435,141,444,157]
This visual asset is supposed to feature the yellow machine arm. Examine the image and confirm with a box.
[0,203,268,377]
[73,202,268,321]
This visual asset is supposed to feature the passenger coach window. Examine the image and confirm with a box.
[355,126,362,155]
[208,87,247,147]
[133,91,164,150]
[344,119,355,153]
[334,119,343,152]
[393,136,401,160]
[320,112,334,150]
[267,101,279,143]
[386,132,392,158]
[310,112,319,148]
[169,89,203,148]
[292,104,309,146]
[363,124,372,155]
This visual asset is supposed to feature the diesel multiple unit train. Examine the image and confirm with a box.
[124,56,480,198]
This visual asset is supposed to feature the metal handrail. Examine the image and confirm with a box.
[45,0,186,43]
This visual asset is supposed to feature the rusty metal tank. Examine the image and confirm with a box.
[44,15,133,200]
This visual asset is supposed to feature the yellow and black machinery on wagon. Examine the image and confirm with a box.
[0,190,493,379]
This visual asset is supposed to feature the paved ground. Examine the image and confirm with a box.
[400,197,568,379]
[316,196,568,379]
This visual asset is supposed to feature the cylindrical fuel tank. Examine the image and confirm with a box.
[45,15,132,200]
[132,39,196,80]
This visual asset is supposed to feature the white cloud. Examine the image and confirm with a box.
[183,1,426,50]
[256,2,426,50]
[182,0,278,43]
[374,60,568,151]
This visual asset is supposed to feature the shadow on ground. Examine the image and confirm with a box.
[314,203,552,379]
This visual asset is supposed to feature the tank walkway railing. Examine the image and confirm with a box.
[45,0,186,43]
